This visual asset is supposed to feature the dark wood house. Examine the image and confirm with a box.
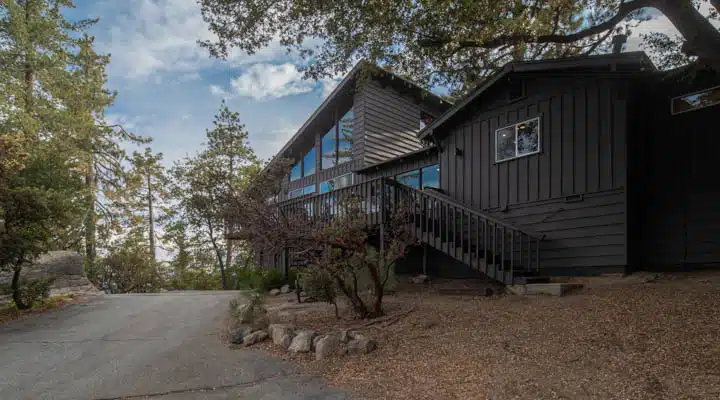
[239,52,720,285]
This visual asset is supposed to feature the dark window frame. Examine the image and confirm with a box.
[321,107,354,170]
[670,85,720,115]
[394,163,440,190]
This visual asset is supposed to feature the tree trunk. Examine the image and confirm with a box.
[225,239,233,270]
[84,161,97,276]
[11,267,28,310]
[655,0,720,71]
[208,222,228,289]
[146,171,156,264]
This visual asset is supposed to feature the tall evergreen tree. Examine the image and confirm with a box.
[171,102,261,289]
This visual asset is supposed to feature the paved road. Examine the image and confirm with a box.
[0,292,348,400]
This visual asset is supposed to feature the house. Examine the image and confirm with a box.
[234,51,720,285]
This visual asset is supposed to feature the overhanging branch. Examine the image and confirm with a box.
[420,0,649,49]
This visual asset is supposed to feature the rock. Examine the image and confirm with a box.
[409,274,429,284]
[315,334,343,360]
[280,284,291,294]
[269,288,281,296]
[235,302,269,330]
[312,334,324,349]
[270,324,295,349]
[339,329,354,343]
[243,330,269,346]
[289,329,317,353]
[229,325,255,345]
[346,334,377,356]
[0,251,101,298]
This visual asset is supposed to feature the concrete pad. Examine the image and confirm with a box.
[507,283,583,296]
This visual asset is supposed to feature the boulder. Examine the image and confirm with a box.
[229,325,255,345]
[346,333,377,356]
[280,284,291,294]
[0,251,101,298]
[269,288,281,296]
[269,324,295,349]
[288,330,316,353]
[235,303,269,330]
[243,330,269,346]
[315,334,343,360]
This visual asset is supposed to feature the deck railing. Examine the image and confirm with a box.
[242,177,541,284]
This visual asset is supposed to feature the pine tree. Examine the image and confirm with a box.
[171,101,261,289]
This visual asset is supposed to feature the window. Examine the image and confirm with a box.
[419,111,434,131]
[338,109,354,164]
[289,162,302,181]
[303,184,316,195]
[288,188,303,199]
[671,85,720,115]
[303,148,316,176]
[495,117,540,162]
[321,108,354,169]
[320,173,354,193]
[396,169,421,189]
[421,164,440,189]
[321,127,336,170]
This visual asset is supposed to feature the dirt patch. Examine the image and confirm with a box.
[0,294,94,324]
[257,272,720,400]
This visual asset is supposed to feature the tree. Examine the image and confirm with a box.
[199,0,720,95]
[227,161,414,319]
[124,148,169,264]
[171,101,261,289]
[0,144,83,309]
[63,35,148,274]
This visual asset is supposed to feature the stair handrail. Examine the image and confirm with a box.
[382,178,544,240]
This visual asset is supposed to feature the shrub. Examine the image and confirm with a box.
[20,277,54,307]
[299,266,339,318]
[262,268,285,290]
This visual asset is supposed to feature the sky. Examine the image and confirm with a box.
[65,1,701,167]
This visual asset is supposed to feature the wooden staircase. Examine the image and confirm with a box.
[383,180,548,286]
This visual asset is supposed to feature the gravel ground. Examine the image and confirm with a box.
[259,271,720,400]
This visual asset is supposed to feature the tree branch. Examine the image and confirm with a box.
[420,0,649,49]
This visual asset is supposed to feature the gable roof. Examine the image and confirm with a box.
[267,60,451,165]
[418,51,656,140]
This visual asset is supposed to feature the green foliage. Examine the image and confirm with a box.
[199,0,720,94]
[299,266,337,304]
[232,268,286,292]
[93,231,162,293]
[169,101,262,289]
[19,277,55,308]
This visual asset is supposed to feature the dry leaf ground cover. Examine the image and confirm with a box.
[259,271,720,400]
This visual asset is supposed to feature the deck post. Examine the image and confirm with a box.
[379,180,386,262]
[422,244,428,275]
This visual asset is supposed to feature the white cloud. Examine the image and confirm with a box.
[627,4,720,51]
[213,63,315,100]
[251,124,299,160]
[97,0,292,81]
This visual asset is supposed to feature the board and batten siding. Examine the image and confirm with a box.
[437,77,630,272]
[360,80,426,165]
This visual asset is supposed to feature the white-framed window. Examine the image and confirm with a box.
[671,85,720,115]
[495,117,541,163]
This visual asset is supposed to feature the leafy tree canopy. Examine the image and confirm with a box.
[199,0,720,96]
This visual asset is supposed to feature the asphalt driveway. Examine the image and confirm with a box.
[0,292,347,400]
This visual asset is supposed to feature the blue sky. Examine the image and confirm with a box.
[68,0,343,166]
[66,0,693,167]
